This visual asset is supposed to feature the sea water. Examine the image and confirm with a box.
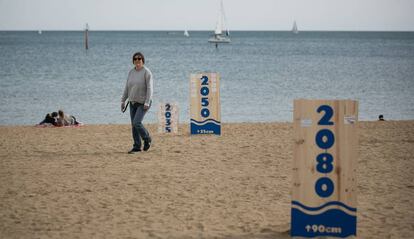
[0,31,413,125]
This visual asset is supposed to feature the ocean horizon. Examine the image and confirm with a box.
[0,30,413,125]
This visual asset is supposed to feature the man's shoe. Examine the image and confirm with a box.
[143,139,151,151]
[128,148,141,154]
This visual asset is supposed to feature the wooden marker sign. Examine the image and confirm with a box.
[190,73,221,135]
[292,99,358,238]
[158,102,179,134]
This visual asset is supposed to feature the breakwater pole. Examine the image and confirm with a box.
[84,23,89,50]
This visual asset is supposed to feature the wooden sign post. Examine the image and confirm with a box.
[190,73,221,135]
[292,99,358,238]
[158,102,179,134]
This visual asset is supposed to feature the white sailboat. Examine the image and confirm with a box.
[208,0,230,43]
[184,30,190,37]
[292,20,299,34]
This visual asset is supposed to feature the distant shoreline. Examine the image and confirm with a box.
[1,30,414,33]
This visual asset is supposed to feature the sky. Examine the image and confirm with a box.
[0,0,413,31]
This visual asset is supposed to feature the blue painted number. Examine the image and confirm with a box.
[315,105,335,198]
[200,76,210,118]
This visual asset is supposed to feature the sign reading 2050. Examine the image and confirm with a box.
[190,73,221,135]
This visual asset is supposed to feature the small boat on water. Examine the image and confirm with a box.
[208,0,230,44]
[184,30,190,37]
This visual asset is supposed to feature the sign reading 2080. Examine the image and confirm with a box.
[190,73,221,135]
[292,100,358,238]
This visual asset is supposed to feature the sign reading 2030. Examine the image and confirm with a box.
[190,73,221,135]
[292,99,358,238]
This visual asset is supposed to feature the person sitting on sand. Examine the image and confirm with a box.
[378,114,385,121]
[56,110,79,126]
[39,112,58,126]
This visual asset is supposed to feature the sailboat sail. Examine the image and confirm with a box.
[184,30,190,37]
[292,21,298,34]
[209,0,230,43]
[214,16,222,35]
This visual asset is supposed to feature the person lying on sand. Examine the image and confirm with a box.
[38,112,58,126]
[56,110,79,126]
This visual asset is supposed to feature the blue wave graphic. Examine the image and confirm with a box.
[191,119,221,135]
[190,118,221,125]
[291,208,356,237]
[292,200,356,212]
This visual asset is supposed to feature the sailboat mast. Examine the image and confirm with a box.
[221,0,229,36]
[214,1,223,35]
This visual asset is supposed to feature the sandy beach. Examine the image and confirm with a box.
[0,121,413,239]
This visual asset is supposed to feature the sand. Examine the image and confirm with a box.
[0,121,413,238]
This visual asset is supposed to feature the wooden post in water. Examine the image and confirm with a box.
[84,23,89,50]
[291,99,358,238]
